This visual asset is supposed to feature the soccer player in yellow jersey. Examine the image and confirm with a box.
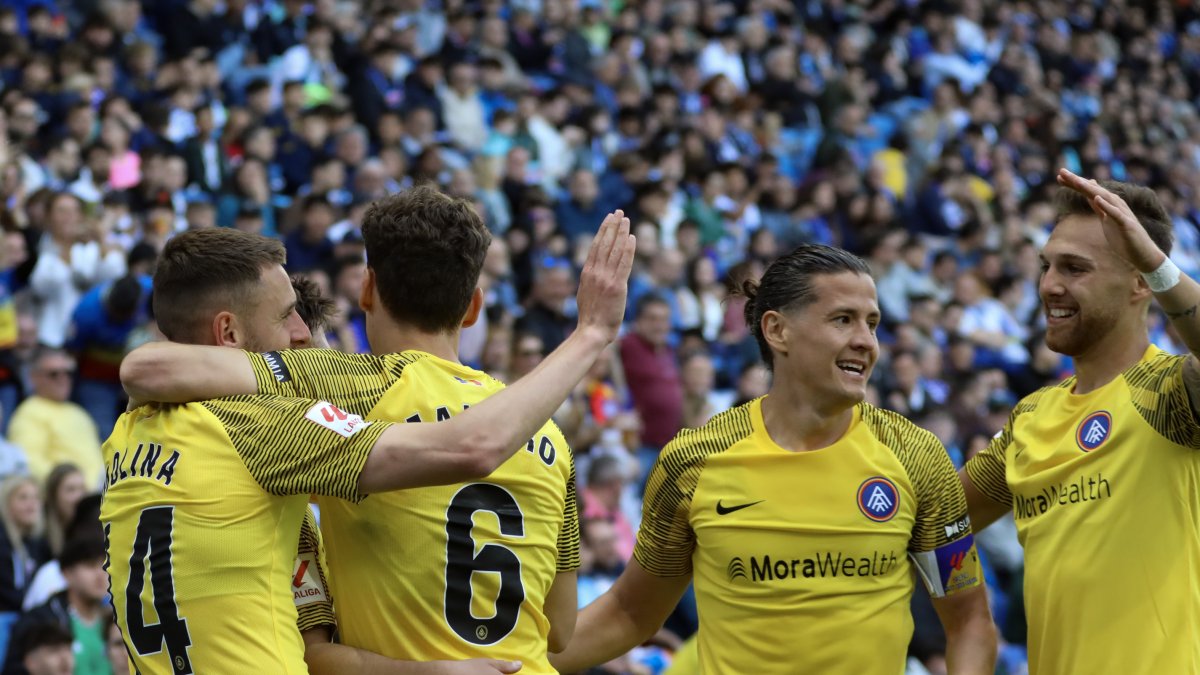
[105,210,634,675]
[120,189,636,673]
[551,245,997,675]
[962,170,1200,674]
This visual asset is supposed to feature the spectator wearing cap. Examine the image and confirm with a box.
[66,273,151,437]
[514,256,576,352]
[4,537,110,675]
[7,349,102,488]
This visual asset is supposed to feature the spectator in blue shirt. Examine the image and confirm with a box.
[66,273,151,438]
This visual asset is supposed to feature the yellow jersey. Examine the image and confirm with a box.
[247,349,580,672]
[965,345,1200,674]
[100,396,389,675]
[635,397,982,674]
[294,507,336,633]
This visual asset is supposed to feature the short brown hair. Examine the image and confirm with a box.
[153,228,285,342]
[361,185,491,332]
[1055,180,1174,257]
[291,274,336,333]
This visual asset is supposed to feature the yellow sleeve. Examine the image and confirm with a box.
[862,406,982,598]
[245,349,419,416]
[963,430,1012,507]
[556,445,581,573]
[202,395,391,502]
[295,507,336,633]
[1127,352,1200,447]
[632,441,702,578]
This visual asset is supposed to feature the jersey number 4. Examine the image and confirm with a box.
[114,507,194,673]
[444,484,525,645]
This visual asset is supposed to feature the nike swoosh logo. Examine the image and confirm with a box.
[716,499,764,516]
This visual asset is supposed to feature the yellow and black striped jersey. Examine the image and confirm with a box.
[294,507,335,633]
[246,348,579,673]
[100,396,389,675]
[966,345,1200,674]
[635,397,981,675]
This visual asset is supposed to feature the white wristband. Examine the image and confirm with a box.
[1142,257,1182,293]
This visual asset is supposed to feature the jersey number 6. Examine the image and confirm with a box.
[444,483,525,645]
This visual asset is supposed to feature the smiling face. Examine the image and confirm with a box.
[1039,214,1145,358]
[768,272,881,410]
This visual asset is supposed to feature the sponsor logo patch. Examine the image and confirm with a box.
[943,513,971,540]
[857,476,899,522]
[1076,411,1112,452]
[262,351,292,383]
[933,534,980,594]
[292,553,328,607]
[304,402,369,438]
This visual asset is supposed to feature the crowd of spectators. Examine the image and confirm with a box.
[0,0,1196,673]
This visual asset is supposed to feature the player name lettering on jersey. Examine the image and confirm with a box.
[406,404,560,467]
[1014,471,1112,520]
[731,550,900,583]
[104,441,181,491]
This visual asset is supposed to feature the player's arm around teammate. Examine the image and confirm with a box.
[121,211,636,490]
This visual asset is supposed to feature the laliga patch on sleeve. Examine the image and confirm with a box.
[910,534,981,597]
[304,401,370,438]
[292,553,328,607]
[262,351,292,383]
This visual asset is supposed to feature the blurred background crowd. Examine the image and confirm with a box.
[0,0,1197,673]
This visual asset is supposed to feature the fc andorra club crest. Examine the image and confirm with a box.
[857,476,900,522]
[1076,411,1112,452]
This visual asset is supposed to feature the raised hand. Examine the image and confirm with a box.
[1056,168,1166,273]
[575,210,636,344]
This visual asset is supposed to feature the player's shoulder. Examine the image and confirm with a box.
[1124,345,1187,387]
[275,348,421,378]
[660,401,755,467]
[394,350,502,388]
[858,403,942,450]
[1011,378,1073,419]
[198,393,304,416]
